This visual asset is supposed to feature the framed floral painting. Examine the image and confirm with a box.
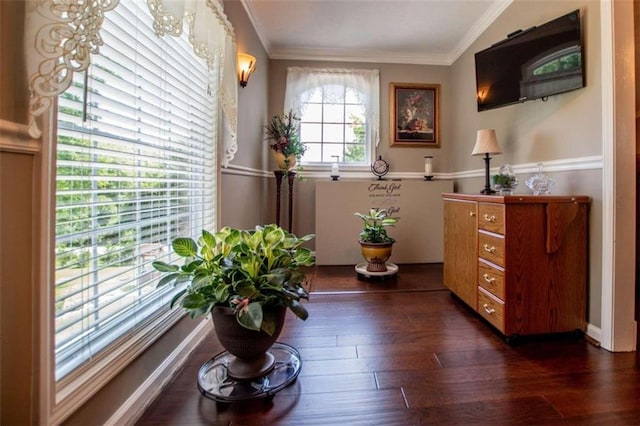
[390,83,440,147]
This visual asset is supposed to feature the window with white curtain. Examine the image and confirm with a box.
[284,67,380,165]
[54,0,216,380]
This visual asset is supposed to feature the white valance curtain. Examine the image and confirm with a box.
[24,0,238,166]
[284,67,380,146]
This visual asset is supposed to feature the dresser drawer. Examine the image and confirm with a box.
[478,232,505,266]
[478,260,505,300]
[478,287,505,333]
[478,203,505,234]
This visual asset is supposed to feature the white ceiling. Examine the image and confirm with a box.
[240,0,513,65]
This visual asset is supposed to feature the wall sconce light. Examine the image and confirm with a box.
[237,53,256,87]
[330,155,340,180]
[423,156,434,181]
[471,129,502,194]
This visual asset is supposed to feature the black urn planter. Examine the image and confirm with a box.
[212,305,286,380]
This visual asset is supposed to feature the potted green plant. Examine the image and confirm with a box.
[491,164,518,195]
[152,224,315,378]
[265,110,307,171]
[354,208,398,272]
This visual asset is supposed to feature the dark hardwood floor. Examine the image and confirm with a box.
[136,264,639,425]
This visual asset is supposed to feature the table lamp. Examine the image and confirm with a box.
[471,129,502,194]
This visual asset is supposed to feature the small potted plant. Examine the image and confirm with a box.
[492,164,518,195]
[354,208,398,272]
[265,110,307,172]
[152,224,315,379]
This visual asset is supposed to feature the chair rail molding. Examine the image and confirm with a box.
[0,119,41,154]
[222,156,602,181]
[445,155,603,181]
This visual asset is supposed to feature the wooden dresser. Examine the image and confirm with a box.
[442,193,590,340]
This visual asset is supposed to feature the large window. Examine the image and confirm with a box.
[54,0,216,381]
[284,67,379,166]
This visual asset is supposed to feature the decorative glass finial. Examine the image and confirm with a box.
[525,163,555,195]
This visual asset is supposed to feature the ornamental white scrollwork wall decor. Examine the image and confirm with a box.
[25,0,238,166]
[26,0,120,139]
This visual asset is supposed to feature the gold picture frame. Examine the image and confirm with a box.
[390,83,440,147]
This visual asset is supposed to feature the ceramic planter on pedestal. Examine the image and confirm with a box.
[359,241,394,272]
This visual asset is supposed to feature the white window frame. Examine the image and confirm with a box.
[284,67,380,171]
[36,3,223,423]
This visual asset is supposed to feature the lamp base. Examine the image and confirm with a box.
[480,153,495,195]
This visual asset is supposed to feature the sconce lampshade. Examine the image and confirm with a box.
[237,53,256,87]
[471,129,502,195]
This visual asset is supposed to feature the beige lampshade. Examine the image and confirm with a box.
[471,129,502,156]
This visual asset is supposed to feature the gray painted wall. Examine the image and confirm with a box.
[262,1,604,326]
[448,0,603,326]
[220,1,272,229]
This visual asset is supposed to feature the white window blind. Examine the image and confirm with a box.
[55,0,216,380]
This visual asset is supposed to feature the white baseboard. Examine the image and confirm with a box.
[105,319,213,426]
[586,323,602,346]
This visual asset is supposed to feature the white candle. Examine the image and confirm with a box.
[424,162,432,176]
[331,163,339,176]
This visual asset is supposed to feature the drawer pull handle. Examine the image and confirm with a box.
[469,211,476,217]
[483,273,495,283]
[483,214,496,222]
[483,244,496,254]
[483,303,495,315]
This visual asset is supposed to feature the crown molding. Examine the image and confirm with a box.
[239,0,512,66]
[449,0,513,64]
[239,0,272,53]
[268,47,453,66]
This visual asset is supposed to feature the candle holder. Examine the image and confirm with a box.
[330,155,340,181]
[423,155,434,181]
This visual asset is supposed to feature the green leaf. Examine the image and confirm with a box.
[181,259,203,273]
[214,283,229,302]
[173,275,191,285]
[191,274,213,289]
[156,273,179,288]
[188,305,211,318]
[287,299,309,321]
[172,238,198,257]
[181,292,207,310]
[152,261,179,273]
[201,229,216,247]
[260,316,277,336]
[169,289,187,308]
[294,248,315,266]
[264,268,289,285]
[236,302,262,331]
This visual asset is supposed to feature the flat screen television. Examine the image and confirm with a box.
[474,9,585,112]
